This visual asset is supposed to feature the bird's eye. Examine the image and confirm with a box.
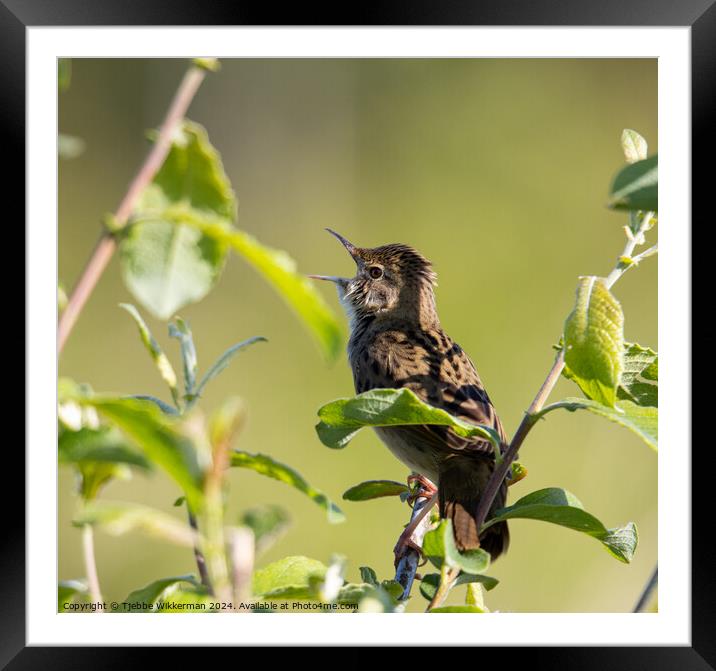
[368,266,383,279]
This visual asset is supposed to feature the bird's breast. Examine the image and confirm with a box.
[373,426,440,483]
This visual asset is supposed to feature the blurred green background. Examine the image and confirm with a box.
[59,58,657,613]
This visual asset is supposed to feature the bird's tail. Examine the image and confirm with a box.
[438,456,509,561]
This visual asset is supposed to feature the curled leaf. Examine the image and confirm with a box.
[563,277,624,408]
[120,303,179,405]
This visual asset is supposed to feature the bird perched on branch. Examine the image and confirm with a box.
[310,229,509,563]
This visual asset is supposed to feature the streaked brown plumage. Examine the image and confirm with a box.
[312,230,509,559]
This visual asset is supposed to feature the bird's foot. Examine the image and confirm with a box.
[406,473,438,507]
[393,489,439,568]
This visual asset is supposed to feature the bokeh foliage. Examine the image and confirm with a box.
[59,59,657,613]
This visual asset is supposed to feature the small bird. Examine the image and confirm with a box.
[311,229,509,562]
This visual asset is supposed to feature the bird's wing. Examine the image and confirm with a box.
[355,328,505,459]
[416,345,506,458]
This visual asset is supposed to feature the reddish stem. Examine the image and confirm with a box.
[58,65,208,352]
[473,350,565,531]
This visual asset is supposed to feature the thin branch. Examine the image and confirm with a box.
[475,210,657,532]
[58,64,210,352]
[633,565,658,612]
[188,508,212,594]
[632,243,658,265]
[604,213,655,289]
[81,524,102,606]
[202,412,235,605]
[427,566,460,611]
[473,349,565,531]
[394,495,435,600]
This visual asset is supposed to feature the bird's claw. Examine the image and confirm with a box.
[406,473,438,507]
[393,536,425,568]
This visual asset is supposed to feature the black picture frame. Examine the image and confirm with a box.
[8,1,704,666]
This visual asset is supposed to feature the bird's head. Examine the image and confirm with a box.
[309,229,438,327]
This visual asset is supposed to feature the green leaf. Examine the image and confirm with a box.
[252,556,328,600]
[120,304,180,405]
[509,460,528,484]
[334,582,377,604]
[239,505,291,555]
[123,575,198,609]
[563,276,624,408]
[122,121,235,319]
[58,580,88,611]
[333,569,402,609]
[359,566,379,586]
[58,376,89,403]
[609,155,658,212]
[538,397,657,451]
[621,129,648,164]
[600,522,639,563]
[74,501,200,548]
[465,582,488,611]
[342,479,409,501]
[423,520,491,575]
[59,426,152,500]
[59,426,151,470]
[381,579,407,602]
[174,215,343,362]
[483,487,638,563]
[77,463,133,501]
[316,387,501,450]
[230,451,345,523]
[74,395,205,509]
[419,572,499,602]
[168,317,198,396]
[560,340,657,409]
[429,605,487,613]
[195,336,267,398]
[618,343,658,407]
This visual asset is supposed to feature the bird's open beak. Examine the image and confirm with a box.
[306,229,361,288]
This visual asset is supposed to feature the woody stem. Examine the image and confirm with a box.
[475,211,656,532]
[427,565,460,611]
